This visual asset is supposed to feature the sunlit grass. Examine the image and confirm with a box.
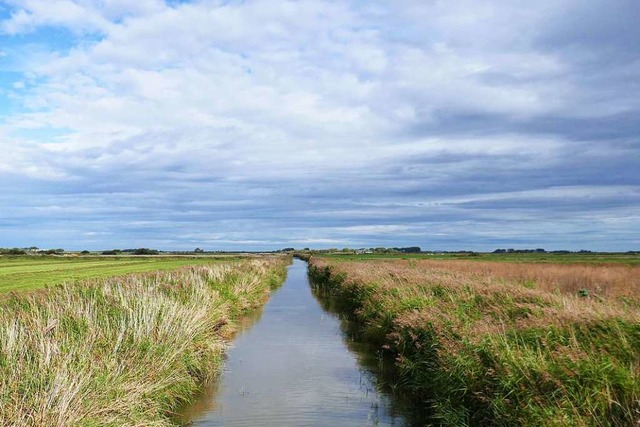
[0,255,246,292]
[0,257,288,426]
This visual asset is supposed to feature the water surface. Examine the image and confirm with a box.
[181,259,424,426]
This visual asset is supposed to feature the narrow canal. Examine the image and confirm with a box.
[180,259,425,426]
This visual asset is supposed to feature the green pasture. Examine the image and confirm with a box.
[316,252,640,265]
[0,255,239,292]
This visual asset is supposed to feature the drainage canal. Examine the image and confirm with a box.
[180,259,427,426]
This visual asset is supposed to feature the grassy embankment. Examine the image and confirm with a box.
[0,256,289,426]
[308,256,640,426]
[0,255,249,292]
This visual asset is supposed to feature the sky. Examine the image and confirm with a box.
[0,0,638,252]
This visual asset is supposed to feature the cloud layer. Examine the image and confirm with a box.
[1,0,638,250]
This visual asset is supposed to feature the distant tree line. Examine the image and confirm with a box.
[0,248,28,255]
[493,248,547,254]
[289,247,639,256]
[0,247,64,255]
[101,248,160,255]
[288,246,422,254]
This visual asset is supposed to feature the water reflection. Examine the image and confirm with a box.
[310,287,432,426]
[178,308,267,422]
[179,259,428,426]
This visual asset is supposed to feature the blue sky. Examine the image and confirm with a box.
[0,0,638,251]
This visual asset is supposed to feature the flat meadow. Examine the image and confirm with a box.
[308,254,640,426]
[0,255,246,292]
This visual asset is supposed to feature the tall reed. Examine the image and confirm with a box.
[0,258,288,426]
[408,259,640,299]
[309,257,640,426]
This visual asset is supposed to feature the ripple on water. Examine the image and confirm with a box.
[180,260,424,427]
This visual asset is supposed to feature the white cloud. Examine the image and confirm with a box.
[0,0,171,34]
[2,0,112,34]
[0,0,638,250]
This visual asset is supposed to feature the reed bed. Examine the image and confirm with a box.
[309,257,640,426]
[0,257,288,426]
[406,259,640,299]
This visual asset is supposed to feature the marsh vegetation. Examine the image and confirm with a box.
[0,257,288,426]
[309,256,640,425]
[2,252,638,426]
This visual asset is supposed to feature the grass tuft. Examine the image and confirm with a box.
[0,257,288,426]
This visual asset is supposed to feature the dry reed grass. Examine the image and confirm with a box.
[309,257,640,426]
[412,259,640,298]
[312,258,640,345]
[0,258,288,426]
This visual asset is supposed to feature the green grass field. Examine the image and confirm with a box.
[0,255,243,292]
[314,252,640,265]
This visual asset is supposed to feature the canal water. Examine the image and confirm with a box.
[180,259,425,426]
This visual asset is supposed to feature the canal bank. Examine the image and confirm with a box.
[180,259,428,426]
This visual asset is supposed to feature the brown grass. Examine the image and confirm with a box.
[359,259,640,298]
[312,258,640,341]
[308,257,640,425]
